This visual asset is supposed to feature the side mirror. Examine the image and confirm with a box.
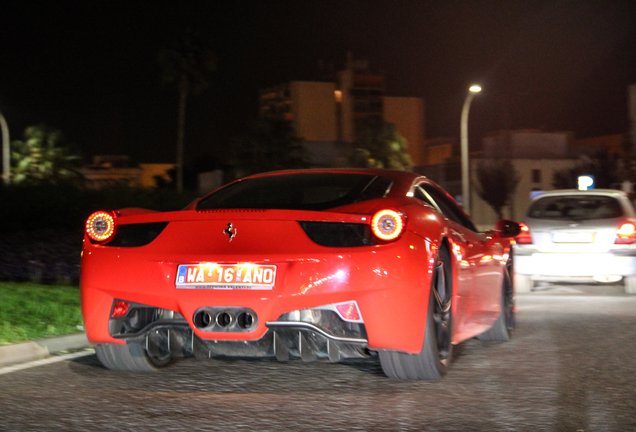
[495,219,521,238]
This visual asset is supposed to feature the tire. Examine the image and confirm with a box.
[379,246,453,380]
[477,268,514,341]
[95,342,172,372]
[514,273,533,293]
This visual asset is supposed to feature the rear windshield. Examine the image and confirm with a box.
[196,173,393,211]
[527,195,624,220]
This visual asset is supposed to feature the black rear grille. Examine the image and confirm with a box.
[97,222,169,247]
[298,221,376,247]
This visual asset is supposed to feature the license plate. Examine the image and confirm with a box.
[552,232,594,243]
[176,263,277,289]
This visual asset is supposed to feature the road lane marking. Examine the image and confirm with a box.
[0,349,94,376]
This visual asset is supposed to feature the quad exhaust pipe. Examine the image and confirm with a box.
[216,312,233,327]
[193,307,257,332]
[195,311,213,328]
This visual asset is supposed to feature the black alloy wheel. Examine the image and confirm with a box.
[378,245,453,379]
[432,253,453,366]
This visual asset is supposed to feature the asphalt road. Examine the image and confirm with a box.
[1,286,635,431]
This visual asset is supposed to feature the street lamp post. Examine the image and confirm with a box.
[0,112,9,185]
[460,85,481,214]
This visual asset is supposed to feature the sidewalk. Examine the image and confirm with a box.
[0,333,92,367]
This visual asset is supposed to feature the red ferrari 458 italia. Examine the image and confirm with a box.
[81,169,520,379]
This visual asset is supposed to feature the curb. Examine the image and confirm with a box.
[0,333,92,367]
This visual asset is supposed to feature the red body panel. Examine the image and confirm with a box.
[80,169,513,355]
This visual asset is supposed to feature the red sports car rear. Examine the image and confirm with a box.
[81,169,519,379]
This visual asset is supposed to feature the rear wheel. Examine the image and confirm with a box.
[477,268,514,341]
[379,246,453,380]
[95,342,172,372]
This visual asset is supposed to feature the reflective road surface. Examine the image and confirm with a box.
[1,285,635,431]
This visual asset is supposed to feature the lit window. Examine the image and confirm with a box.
[334,90,342,103]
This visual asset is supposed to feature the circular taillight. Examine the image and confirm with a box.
[86,211,116,242]
[371,209,405,241]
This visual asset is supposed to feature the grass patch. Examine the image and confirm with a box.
[0,282,82,345]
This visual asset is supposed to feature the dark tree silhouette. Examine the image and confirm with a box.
[476,158,520,219]
[232,115,308,177]
[159,29,216,193]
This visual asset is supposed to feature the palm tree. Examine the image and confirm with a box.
[10,124,81,184]
[159,29,216,193]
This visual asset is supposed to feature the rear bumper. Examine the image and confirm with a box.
[81,230,433,354]
[100,316,369,363]
[514,251,636,279]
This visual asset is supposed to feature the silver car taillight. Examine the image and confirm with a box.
[615,222,636,244]
[515,222,533,245]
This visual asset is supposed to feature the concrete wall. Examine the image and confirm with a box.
[483,130,571,158]
[383,96,426,166]
[570,134,625,156]
[425,143,453,165]
[290,81,337,142]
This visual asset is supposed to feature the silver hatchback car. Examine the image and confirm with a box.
[514,189,636,293]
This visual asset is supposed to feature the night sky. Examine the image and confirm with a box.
[1,1,636,167]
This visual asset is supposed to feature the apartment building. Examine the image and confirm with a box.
[259,57,425,166]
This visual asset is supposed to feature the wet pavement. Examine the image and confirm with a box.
[1,289,635,431]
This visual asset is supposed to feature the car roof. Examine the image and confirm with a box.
[523,189,634,220]
[531,189,628,199]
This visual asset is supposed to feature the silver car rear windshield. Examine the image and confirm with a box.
[196,173,393,211]
[528,195,623,220]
